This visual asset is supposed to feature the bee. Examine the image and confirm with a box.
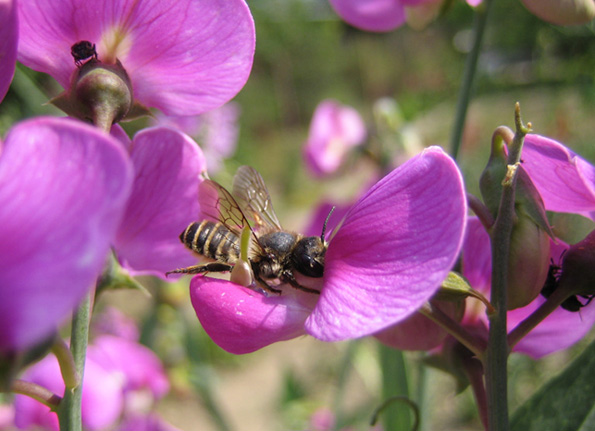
[71,41,98,67]
[541,259,594,312]
[167,166,330,294]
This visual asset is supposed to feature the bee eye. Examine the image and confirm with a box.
[293,252,324,277]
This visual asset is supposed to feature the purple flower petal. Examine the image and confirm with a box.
[90,335,169,399]
[328,0,407,32]
[522,134,595,218]
[17,0,255,115]
[0,0,17,102]
[190,277,317,354]
[14,354,124,431]
[462,217,595,358]
[305,146,467,341]
[304,100,366,177]
[114,126,206,278]
[0,117,133,352]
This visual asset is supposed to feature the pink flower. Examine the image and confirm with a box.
[113,126,207,278]
[462,217,595,358]
[16,0,255,116]
[0,117,133,353]
[0,0,17,102]
[304,100,367,177]
[328,0,441,32]
[153,102,241,174]
[13,334,171,430]
[190,147,467,353]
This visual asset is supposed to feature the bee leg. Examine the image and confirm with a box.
[166,262,233,276]
[285,274,321,295]
[253,274,282,294]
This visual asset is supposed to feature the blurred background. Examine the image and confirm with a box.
[2,0,595,429]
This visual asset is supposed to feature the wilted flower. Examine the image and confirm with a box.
[17,0,255,116]
[521,0,595,25]
[304,100,367,177]
[0,117,133,353]
[0,0,17,103]
[189,146,467,353]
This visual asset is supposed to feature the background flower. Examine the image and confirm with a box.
[304,99,367,177]
[0,117,133,353]
[0,0,17,103]
[16,0,255,116]
[328,0,441,32]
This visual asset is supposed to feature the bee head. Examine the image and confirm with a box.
[292,237,326,278]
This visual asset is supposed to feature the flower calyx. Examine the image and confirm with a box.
[51,58,150,132]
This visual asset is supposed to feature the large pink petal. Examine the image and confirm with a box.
[522,134,595,218]
[17,0,255,115]
[190,277,317,354]
[0,0,17,102]
[114,127,205,278]
[0,117,133,352]
[306,146,467,341]
[328,0,406,32]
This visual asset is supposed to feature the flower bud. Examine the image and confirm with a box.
[51,60,136,131]
[521,0,595,25]
[553,229,595,309]
[480,128,554,309]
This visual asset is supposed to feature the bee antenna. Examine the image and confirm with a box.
[320,206,335,243]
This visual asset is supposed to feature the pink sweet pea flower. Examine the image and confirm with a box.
[113,126,206,278]
[0,117,133,353]
[521,134,595,219]
[13,334,171,430]
[328,0,441,32]
[16,0,255,116]
[190,146,467,353]
[462,218,595,358]
[0,0,17,102]
[304,100,367,177]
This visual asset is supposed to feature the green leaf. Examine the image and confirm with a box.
[511,339,595,431]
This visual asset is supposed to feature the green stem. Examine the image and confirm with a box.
[332,340,359,431]
[485,105,528,431]
[449,0,495,160]
[51,339,79,390]
[10,380,62,410]
[378,345,411,431]
[507,280,572,351]
[56,293,92,431]
[418,303,486,359]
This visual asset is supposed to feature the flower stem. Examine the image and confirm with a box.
[10,380,62,410]
[461,356,488,430]
[378,345,411,431]
[468,193,495,230]
[56,293,92,431]
[418,303,486,358]
[485,104,529,431]
[449,0,495,160]
[507,283,571,351]
[51,339,79,390]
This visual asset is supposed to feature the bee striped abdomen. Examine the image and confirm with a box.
[180,221,240,263]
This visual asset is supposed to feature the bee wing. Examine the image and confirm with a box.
[232,166,282,232]
[198,179,263,251]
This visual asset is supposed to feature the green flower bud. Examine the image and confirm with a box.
[51,60,147,131]
[480,127,554,310]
